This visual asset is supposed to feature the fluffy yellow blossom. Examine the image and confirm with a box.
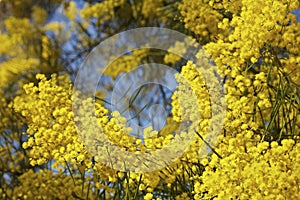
[194,139,300,199]
[179,0,224,42]
[104,48,150,79]
[64,1,78,20]
[31,6,47,24]
[80,0,126,25]
[13,74,90,168]
[14,169,95,200]
[144,192,153,200]
[141,0,163,19]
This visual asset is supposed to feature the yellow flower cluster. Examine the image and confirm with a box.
[13,74,91,168]
[205,0,300,73]
[0,17,33,57]
[0,12,63,88]
[12,73,197,198]
[172,61,209,122]
[170,59,226,164]
[0,58,39,88]
[7,0,62,18]
[140,0,163,19]
[176,1,300,199]
[164,37,196,65]
[80,0,126,25]
[14,169,94,200]
[64,1,78,20]
[143,125,175,151]
[195,138,300,199]
[179,0,223,42]
[0,92,9,130]
[104,48,150,79]
[31,6,47,24]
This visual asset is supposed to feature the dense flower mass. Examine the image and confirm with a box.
[0,0,299,199]
[195,137,300,199]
